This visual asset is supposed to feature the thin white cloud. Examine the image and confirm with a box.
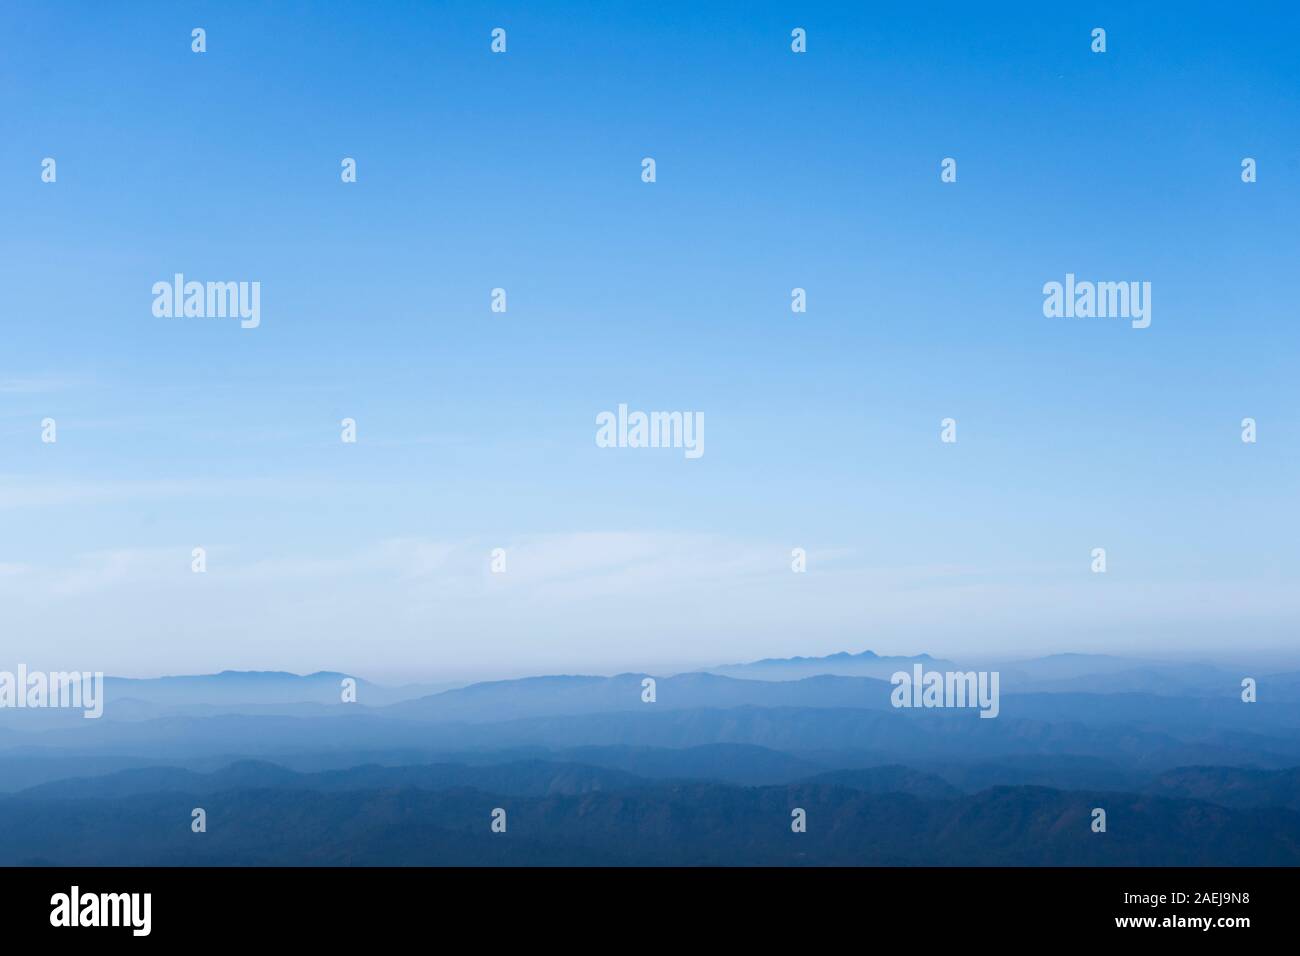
[0,375,79,394]
[0,476,350,510]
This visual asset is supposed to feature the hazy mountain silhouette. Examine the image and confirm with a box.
[1144,766,1300,811]
[104,671,459,709]
[8,697,1300,773]
[798,765,962,799]
[3,772,1298,865]
[19,758,644,801]
[5,650,1298,866]
[699,650,953,681]
[381,672,897,723]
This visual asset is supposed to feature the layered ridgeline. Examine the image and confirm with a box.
[1,650,1296,864]
[3,758,1300,865]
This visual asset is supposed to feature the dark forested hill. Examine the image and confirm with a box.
[4,762,1299,866]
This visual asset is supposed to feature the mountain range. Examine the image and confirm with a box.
[2,649,1296,865]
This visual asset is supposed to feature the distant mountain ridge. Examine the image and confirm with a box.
[3,650,1298,867]
[104,671,460,708]
[699,649,953,682]
[12,652,1293,727]
[382,672,896,723]
[17,758,644,801]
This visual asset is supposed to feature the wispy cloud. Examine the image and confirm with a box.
[0,375,80,394]
[0,476,352,510]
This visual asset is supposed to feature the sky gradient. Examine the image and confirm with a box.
[1,1,1298,680]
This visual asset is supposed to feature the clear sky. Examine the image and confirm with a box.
[1,1,1297,680]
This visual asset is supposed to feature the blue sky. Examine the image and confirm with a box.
[1,1,1297,679]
